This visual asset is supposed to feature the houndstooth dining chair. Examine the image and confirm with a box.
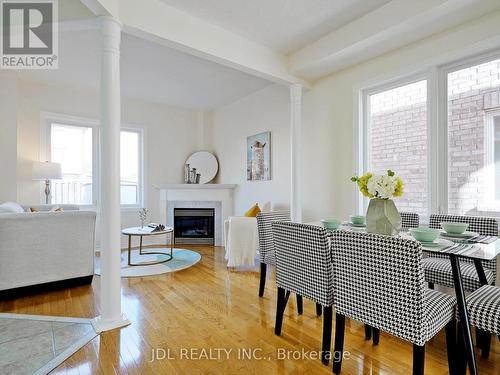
[400,212,420,229]
[464,285,500,359]
[272,221,335,365]
[256,210,291,297]
[330,230,457,375]
[424,214,498,291]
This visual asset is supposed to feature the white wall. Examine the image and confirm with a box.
[210,84,290,215]
[11,79,199,247]
[0,77,18,202]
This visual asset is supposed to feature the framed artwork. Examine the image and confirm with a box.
[247,131,271,181]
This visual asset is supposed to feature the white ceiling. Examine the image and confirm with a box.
[159,0,391,54]
[11,23,272,110]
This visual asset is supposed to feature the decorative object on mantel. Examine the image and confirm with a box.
[32,161,62,204]
[139,208,149,228]
[185,151,218,184]
[247,131,271,181]
[351,170,403,236]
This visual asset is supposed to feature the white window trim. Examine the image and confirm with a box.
[40,112,145,210]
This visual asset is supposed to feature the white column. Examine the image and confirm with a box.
[92,16,130,333]
[290,84,303,222]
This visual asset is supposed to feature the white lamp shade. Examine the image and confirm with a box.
[32,161,62,180]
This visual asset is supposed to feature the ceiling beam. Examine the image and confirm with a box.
[289,0,500,81]
[96,0,308,87]
[80,0,119,18]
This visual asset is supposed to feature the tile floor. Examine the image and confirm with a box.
[0,314,97,375]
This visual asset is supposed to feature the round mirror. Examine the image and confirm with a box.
[186,151,218,184]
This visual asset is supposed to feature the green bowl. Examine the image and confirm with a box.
[441,222,469,235]
[320,218,341,230]
[409,227,441,243]
[350,215,366,225]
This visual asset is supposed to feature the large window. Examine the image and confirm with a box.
[365,79,429,216]
[447,58,500,216]
[45,115,143,207]
[360,53,500,219]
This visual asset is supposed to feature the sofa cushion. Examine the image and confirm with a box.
[0,202,24,213]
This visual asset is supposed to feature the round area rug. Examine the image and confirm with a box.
[95,248,201,278]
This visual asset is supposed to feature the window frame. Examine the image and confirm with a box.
[358,72,433,217]
[40,112,145,210]
[484,108,500,210]
[356,49,500,220]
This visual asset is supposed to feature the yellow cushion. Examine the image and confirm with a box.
[51,206,63,212]
[29,207,39,213]
[244,203,261,217]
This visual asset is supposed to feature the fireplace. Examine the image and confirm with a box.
[174,208,215,245]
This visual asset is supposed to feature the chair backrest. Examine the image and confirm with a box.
[429,214,498,236]
[429,214,498,275]
[330,230,427,345]
[400,212,419,229]
[256,210,290,263]
[272,222,334,306]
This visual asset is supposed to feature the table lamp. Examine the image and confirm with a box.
[32,161,62,204]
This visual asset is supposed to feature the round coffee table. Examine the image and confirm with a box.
[121,226,174,266]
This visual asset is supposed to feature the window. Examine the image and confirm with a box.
[447,58,500,216]
[50,123,94,205]
[359,53,500,219]
[120,130,141,206]
[365,79,429,216]
[44,114,143,207]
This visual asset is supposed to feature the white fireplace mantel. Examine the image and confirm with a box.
[154,184,238,246]
[153,184,237,190]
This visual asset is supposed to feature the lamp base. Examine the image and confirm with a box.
[44,180,51,204]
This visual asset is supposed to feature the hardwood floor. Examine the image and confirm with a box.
[1,245,498,374]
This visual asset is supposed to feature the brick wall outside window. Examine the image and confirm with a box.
[369,80,428,216]
[367,59,500,218]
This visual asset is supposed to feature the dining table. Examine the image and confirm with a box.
[311,221,500,375]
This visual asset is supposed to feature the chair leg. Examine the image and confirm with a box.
[274,287,288,335]
[372,328,380,345]
[296,294,303,315]
[316,303,322,317]
[428,282,434,289]
[445,319,457,375]
[364,324,372,340]
[480,329,492,359]
[412,344,425,375]
[321,305,333,365]
[258,263,267,297]
[332,313,345,374]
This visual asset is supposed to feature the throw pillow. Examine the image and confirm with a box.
[244,203,261,217]
[29,207,39,213]
[0,202,24,213]
[51,206,63,212]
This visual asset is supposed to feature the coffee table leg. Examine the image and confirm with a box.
[170,231,174,258]
[128,235,132,266]
[139,235,143,255]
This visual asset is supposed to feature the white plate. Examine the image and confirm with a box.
[420,238,454,248]
[440,230,479,239]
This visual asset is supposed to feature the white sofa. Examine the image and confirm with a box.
[0,204,96,293]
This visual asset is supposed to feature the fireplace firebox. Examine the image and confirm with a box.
[173,208,215,245]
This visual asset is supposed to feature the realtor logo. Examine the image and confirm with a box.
[1,0,58,69]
